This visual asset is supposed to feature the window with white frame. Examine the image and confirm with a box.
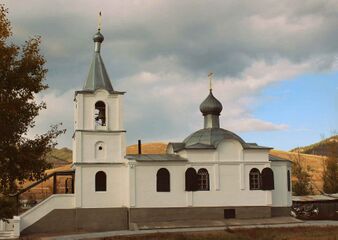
[197,168,210,191]
[249,168,261,190]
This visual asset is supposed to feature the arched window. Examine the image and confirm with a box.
[249,168,261,190]
[287,170,291,192]
[156,168,170,192]
[95,101,106,126]
[261,167,274,190]
[95,171,107,191]
[197,168,210,191]
[185,168,198,191]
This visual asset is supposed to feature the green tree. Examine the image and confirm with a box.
[292,152,313,196]
[0,4,64,219]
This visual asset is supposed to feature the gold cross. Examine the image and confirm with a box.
[98,11,102,31]
[208,72,213,91]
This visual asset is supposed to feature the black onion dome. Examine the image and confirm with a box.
[93,31,104,43]
[199,90,223,116]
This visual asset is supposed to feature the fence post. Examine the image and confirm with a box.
[71,173,75,194]
[53,173,57,194]
[16,195,19,216]
[13,216,20,237]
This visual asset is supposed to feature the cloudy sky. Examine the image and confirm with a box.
[4,0,338,150]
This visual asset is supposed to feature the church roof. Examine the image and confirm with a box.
[268,154,291,162]
[126,154,187,162]
[184,128,245,147]
[84,52,114,91]
[169,128,272,152]
[83,30,114,92]
[168,82,271,152]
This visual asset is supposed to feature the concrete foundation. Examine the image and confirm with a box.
[22,208,129,235]
[22,206,291,235]
[130,206,271,224]
[271,207,291,217]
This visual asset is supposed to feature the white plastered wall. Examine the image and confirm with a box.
[73,131,125,163]
[217,140,243,161]
[271,161,292,207]
[73,89,126,164]
[132,162,272,208]
[132,139,273,208]
[75,164,129,208]
[73,88,128,208]
[244,149,270,162]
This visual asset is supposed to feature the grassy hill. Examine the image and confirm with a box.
[270,149,326,193]
[127,142,167,154]
[291,135,338,157]
[46,147,72,168]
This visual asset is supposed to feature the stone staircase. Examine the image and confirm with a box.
[0,230,16,239]
[0,217,20,239]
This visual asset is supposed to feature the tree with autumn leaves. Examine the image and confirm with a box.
[322,138,338,194]
[0,5,64,219]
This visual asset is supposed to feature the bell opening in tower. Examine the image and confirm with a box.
[95,101,106,126]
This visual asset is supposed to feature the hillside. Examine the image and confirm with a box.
[291,135,338,157]
[127,142,167,154]
[46,147,72,168]
[270,149,326,193]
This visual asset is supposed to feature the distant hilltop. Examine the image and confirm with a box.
[291,135,338,157]
[46,147,72,168]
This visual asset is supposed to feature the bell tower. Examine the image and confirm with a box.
[73,29,126,164]
[72,16,128,208]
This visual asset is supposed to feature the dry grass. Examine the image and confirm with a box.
[48,147,73,162]
[270,149,327,193]
[88,226,338,240]
[126,142,168,154]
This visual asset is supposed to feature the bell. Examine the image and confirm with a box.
[98,110,105,120]
[97,110,106,125]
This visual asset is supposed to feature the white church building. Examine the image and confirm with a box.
[6,28,292,236]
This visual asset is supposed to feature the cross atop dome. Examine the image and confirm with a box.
[208,72,213,91]
[199,73,223,128]
[83,12,114,92]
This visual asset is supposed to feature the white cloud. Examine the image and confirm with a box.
[225,118,288,132]
[23,57,323,147]
[26,89,74,148]
[120,58,313,145]
[3,0,338,148]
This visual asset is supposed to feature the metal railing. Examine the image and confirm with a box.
[10,170,75,215]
